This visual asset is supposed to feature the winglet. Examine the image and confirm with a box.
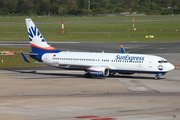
[120,45,126,54]
[20,50,31,62]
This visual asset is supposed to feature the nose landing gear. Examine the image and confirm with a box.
[155,73,165,80]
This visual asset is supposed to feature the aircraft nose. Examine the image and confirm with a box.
[169,63,175,71]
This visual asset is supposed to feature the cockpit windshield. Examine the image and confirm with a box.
[158,59,168,63]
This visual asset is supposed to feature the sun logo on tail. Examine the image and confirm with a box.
[28,26,45,42]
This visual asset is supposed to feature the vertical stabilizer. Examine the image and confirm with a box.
[25,18,61,53]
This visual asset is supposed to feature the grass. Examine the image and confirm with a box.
[0,15,180,42]
[0,47,45,69]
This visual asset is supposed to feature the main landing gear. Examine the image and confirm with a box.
[84,73,91,78]
[154,76,160,80]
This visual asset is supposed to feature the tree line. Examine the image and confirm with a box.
[0,0,180,16]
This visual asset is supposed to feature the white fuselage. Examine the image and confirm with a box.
[41,52,174,73]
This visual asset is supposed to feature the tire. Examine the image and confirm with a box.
[84,73,91,78]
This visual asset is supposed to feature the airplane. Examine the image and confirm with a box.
[20,18,175,79]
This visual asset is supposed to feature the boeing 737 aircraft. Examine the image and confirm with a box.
[21,18,175,79]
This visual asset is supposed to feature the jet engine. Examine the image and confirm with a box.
[85,67,110,77]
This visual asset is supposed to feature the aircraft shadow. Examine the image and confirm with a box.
[5,68,165,80]
[5,69,83,78]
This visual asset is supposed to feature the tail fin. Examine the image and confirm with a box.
[25,18,61,53]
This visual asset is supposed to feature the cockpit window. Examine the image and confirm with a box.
[158,59,168,63]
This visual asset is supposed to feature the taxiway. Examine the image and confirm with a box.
[0,42,180,120]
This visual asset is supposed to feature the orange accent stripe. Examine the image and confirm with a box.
[30,44,57,50]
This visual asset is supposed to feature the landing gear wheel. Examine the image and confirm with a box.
[84,73,91,78]
[109,72,116,77]
[155,76,160,80]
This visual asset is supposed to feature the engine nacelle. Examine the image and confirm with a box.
[89,67,109,77]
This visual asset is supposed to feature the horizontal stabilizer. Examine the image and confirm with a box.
[20,50,31,62]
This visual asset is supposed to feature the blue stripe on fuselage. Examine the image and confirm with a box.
[110,69,166,75]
